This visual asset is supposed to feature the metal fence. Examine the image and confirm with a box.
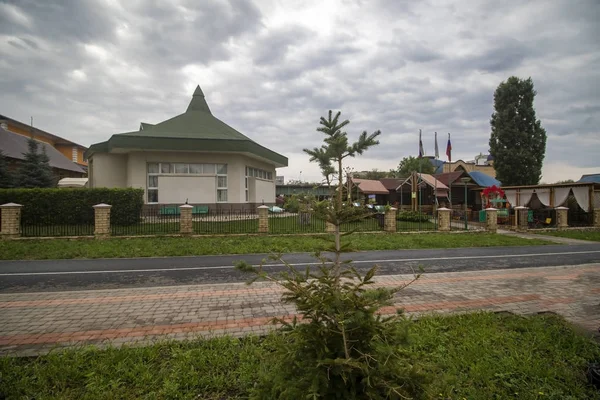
[568,210,593,227]
[111,205,180,236]
[193,210,259,235]
[269,212,326,234]
[529,208,556,229]
[21,213,94,237]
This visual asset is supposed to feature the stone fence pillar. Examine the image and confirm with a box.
[437,207,451,231]
[514,206,528,231]
[325,221,336,233]
[594,209,600,228]
[180,204,193,235]
[555,206,569,230]
[485,208,498,233]
[93,203,112,239]
[0,203,22,239]
[257,205,269,233]
[384,207,397,232]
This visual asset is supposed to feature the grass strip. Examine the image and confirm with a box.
[1,313,598,399]
[0,232,552,260]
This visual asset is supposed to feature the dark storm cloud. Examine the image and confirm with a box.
[0,0,598,182]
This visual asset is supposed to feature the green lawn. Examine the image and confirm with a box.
[539,229,600,242]
[0,232,551,260]
[1,313,598,399]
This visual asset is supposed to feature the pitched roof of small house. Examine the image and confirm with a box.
[434,171,464,186]
[396,173,449,190]
[351,178,389,194]
[0,127,85,173]
[578,173,600,183]
[468,171,501,187]
[379,178,404,190]
[86,86,288,167]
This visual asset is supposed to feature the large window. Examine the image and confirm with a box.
[146,162,227,203]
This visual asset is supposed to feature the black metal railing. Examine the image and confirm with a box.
[568,210,593,227]
[21,213,94,237]
[396,210,436,232]
[529,208,556,229]
[193,210,259,234]
[111,205,180,236]
[269,211,326,234]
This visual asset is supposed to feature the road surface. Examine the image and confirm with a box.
[1,243,599,293]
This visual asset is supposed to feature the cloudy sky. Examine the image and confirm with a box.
[1,0,598,183]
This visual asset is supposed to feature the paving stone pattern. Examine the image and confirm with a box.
[0,264,598,357]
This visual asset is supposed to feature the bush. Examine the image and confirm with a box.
[237,260,427,399]
[0,188,144,226]
[397,211,429,222]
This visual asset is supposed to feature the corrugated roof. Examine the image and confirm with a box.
[468,171,501,187]
[578,174,600,183]
[0,127,85,173]
[351,178,389,194]
[87,85,287,167]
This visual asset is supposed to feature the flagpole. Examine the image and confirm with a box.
[447,133,452,209]
[418,129,422,229]
[434,132,438,229]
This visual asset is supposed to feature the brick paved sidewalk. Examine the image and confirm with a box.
[1,264,598,357]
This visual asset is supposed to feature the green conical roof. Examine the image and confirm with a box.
[86,85,288,167]
[186,85,212,113]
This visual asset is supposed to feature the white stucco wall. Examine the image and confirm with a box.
[90,153,127,188]
[254,179,276,204]
[119,151,275,203]
[92,151,278,203]
[158,176,216,204]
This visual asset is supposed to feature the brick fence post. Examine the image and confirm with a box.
[437,207,450,231]
[485,207,498,233]
[325,221,336,233]
[384,207,397,232]
[0,203,22,239]
[514,206,528,231]
[180,204,193,235]
[594,209,600,228]
[257,205,269,233]
[93,203,112,239]
[555,206,569,230]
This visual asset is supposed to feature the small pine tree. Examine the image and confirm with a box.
[237,111,427,399]
[0,150,14,188]
[16,137,55,188]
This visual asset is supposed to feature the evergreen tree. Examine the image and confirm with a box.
[396,156,435,176]
[489,76,547,186]
[0,150,14,188]
[16,137,55,188]
[237,112,427,399]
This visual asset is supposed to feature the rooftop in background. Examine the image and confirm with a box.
[468,171,501,187]
[0,126,86,173]
[0,114,87,149]
[578,174,600,183]
[86,85,288,167]
[350,178,389,194]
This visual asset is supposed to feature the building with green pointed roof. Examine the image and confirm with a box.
[86,86,288,207]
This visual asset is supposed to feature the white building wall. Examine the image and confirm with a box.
[93,151,278,204]
[90,153,127,188]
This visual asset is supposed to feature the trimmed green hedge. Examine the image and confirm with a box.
[397,211,430,222]
[0,188,144,226]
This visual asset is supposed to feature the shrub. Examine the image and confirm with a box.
[397,211,429,222]
[0,188,144,226]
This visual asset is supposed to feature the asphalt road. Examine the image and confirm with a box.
[1,244,600,293]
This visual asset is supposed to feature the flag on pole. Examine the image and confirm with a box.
[418,129,424,158]
[434,132,439,159]
[446,133,452,162]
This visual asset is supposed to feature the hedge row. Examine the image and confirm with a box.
[0,188,144,226]
[397,211,430,222]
